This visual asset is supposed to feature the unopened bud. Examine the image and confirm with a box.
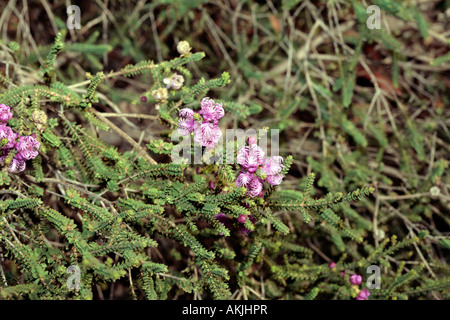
[237,214,247,224]
[152,88,168,101]
[177,41,191,55]
[31,110,47,131]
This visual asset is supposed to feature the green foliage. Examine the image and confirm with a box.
[0,0,447,301]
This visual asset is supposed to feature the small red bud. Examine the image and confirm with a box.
[237,214,247,224]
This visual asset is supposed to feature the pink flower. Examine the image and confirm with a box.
[237,144,265,170]
[356,288,370,300]
[350,274,362,285]
[235,137,285,197]
[247,176,263,197]
[328,262,336,269]
[236,171,263,197]
[0,104,13,122]
[236,171,254,189]
[0,155,26,173]
[14,134,40,160]
[193,122,222,148]
[261,156,284,176]
[0,124,17,149]
[177,108,196,136]
[199,97,224,123]
[176,98,225,149]
[265,173,283,186]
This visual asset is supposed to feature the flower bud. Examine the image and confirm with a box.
[350,274,362,285]
[31,110,48,132]
[152,88,168,101]
[328,262,336,269]
[237,214,247,224]
[177,41,191,55]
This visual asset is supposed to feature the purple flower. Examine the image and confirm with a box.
[0,124,17,149]
[0,104,13,123]
[236,172,263,197]
[177,108,197,136]
[209,181,216,190]
[356,288,370,300]
[235,138,285,196]
[193,122,222,148]
[328,262,336,269]
[265,173,283,186]
[199,97,224,123]
[176,98,225,149]
[14,134,40,160]
[261,156,284,176]
[0,155,26,173]
[237,144,265,170]
[350,274,362,285]
[247,176,263,197]
[236,171,254,188]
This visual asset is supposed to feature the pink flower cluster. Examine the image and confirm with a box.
[177,97,224,148]
[350,273,371,300]
[236,137,284,197]
[0,104,40,173]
